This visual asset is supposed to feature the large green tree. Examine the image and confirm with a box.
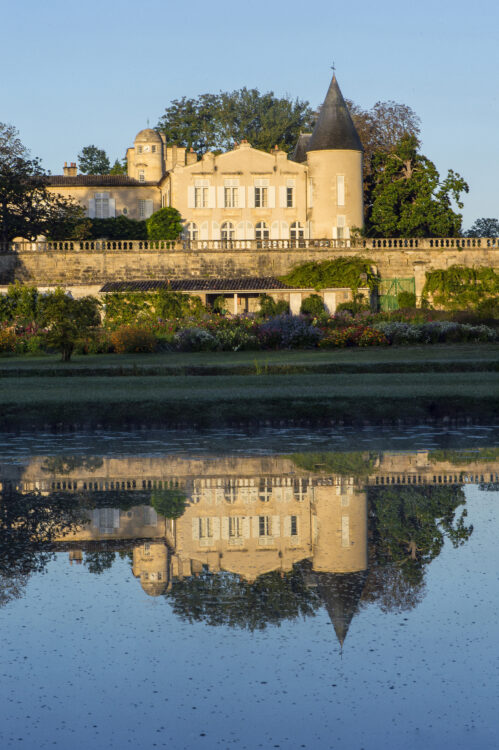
[465,217,499,238]
[0,122,84,244]
[365,135,469,237]
[157,88,314,155]
[39,288,101,361]
[77,144,111,174]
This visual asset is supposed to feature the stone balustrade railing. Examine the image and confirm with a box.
[2,236,499,253]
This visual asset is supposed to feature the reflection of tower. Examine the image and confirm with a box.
[312,478,368,646]
[132,542,169,597]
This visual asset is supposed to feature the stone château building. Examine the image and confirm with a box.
[47,74,364,241]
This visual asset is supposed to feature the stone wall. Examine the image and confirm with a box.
[1,242,498,299]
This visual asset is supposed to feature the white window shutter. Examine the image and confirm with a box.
[268,186,276,208]
[145,199,154,218]
[212,222,220,240]
[279,186,286,208]
[345,226,350,239]
[247,186,255,208]
[281,221,289,238]
[332,226,338,239]
[208,186,216,208]
[238,186,246,208]
[108,198,116,218]
[88,199,96,218]
[192,518,199,540]
[306,221,312,239]
[272,516,280,537]
[187,186,195,208]
[245,221,254,240]
[242,517,250,539]
[236,221,245,240]
[283,516,291,537]
[212,517,220,540]
[271,221,279,240]
[251,516,259,537]
[217,186,224,208]
[200,222,209,240]
[337,175,345,206]
[221,517,229,540]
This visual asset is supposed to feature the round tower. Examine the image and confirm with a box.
[130,128,164,183]
[306,75,364,239]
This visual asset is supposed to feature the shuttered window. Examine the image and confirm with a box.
[337,175,345,206]
[95,192,109,219]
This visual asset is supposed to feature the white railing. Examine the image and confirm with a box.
[3,236,499,254]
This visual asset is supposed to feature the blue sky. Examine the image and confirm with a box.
[2,0,498,228]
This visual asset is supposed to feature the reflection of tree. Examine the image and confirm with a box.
[367,484,472,591]
[0,488,87,607]
[165,562,321,630]
[150,489,187,519]
[290,452,378,476]
[41,456,104,475]
[84,548,116,574]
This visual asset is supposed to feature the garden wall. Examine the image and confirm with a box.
[1,244,499,299]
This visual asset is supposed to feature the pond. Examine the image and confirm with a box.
[0,425,498,749]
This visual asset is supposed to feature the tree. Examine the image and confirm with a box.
[146,207,183,240]
[77,144,111,175]
[150,488,187,519]
[0,122,84,244]
[39,288,101,361]
[464,217,499,238]
[365,135,469,237]
[109,158,127,175]
[157,89,314,155]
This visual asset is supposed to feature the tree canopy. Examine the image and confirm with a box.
[0,122,84,243]
[77,145,111,175]
[464,217,499,238]
[365,135,469,237]
[157,88,314,154]
[146,207,183,240]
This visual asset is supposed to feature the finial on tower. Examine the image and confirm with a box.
[331,62,336,77]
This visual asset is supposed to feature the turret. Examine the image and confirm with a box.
[128,128,164,183]
[306,74,364,239]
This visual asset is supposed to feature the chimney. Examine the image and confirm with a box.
[63,161,78,177]
[186,147,197,165]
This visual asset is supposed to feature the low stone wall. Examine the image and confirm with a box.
[1,242,498,300]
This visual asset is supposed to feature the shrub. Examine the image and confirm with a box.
[300,294,324,316]
[109,326,157,353]
[0,327,17,352]
[174,327,217,352]
[213,328,260,351]
[259,314,322,349]
[397,291,417,308]
[212,296,229,315]
[320,325,388,348]
[258,294,290,318]
[146,207,183,240]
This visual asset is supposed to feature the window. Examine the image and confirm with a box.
[290,516,298,536]
[139,200,146,218]
[337,215,346,239]
[229,517,242,538]
[144,542,151,554]
[286,187,294,207]
[337,175,345,206]
[290,222,304,241]
[151,145,156,153]
[221,222,235,242]
[224,179,239,208]
[139,170,145,183]
[95,192,110,218]
[137,145,143,154]
[259,516,271,537]
[199,518,213,539]
[255,222,269,241]
[254,178,269,208]
[194,187,208,208]
[186,222,198,241]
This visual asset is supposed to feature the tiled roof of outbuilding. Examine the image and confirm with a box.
[47,175,157,187]
[100,277,295,293]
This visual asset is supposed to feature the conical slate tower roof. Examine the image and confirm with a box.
[316,570,367,647]
[307,75,363,153]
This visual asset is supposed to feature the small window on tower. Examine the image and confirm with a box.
[139,170,145,182]
[151,145,156,153]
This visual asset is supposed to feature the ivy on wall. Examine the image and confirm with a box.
[280,257,379,291]
[422,265,499,310]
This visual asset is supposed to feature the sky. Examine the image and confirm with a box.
[1,0,498,229]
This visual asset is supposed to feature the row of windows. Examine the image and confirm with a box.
[185,221,305,241]
[190,182,295,209]
[137,144,157,154]
[198,515,298,539]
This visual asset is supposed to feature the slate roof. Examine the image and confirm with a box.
[307,75,363,153]
[291,133,312,163]
[316,570,368,647]
[47,175,157,187]
[100,277,296,293]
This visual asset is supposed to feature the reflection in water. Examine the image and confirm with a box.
[1,448,492,643]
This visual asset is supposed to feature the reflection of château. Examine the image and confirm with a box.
[1,451,495,643]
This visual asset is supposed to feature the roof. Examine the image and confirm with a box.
[316,570,367,647]
[307,75,363,153]
[100,277,298,293]
[135,128,162,142]
[47,175,157,187]
[291,133,312,163]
